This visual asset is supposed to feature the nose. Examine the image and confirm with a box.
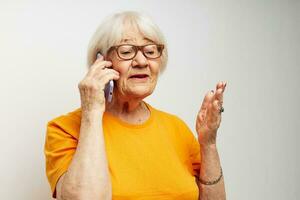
[132,50,148,68]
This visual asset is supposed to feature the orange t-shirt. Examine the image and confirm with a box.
[44,102,201,199]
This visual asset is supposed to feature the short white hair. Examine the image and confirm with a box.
[87,11,168,72]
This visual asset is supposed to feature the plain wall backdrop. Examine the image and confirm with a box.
[0,0,299,199]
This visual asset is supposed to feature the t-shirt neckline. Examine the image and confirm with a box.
[104,101,154,129]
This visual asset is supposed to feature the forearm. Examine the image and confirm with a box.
[199,144,226,200]
[61,110,112,199]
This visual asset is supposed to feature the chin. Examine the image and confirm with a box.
[128,86,154,99]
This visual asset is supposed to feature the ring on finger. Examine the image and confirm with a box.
[219,106,224,114]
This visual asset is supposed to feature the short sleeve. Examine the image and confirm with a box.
[44,119,78,198]
[189,134,201,177]
[174,116,201,177]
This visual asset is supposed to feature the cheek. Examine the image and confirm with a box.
[112,61,131,84]
[109,52,130,73]
[149,61,161,78]
[112,63,130,89]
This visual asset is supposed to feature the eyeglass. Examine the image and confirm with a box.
[108,44,164,60]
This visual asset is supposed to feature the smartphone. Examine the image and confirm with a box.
[97,52,114,102]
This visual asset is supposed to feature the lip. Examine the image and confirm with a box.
[128,74,150,82]
[129,73,149,78]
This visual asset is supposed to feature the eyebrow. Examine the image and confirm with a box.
[121,38,135,43]
[121,38,154,43]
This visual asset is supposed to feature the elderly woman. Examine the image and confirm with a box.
[44,11,227,200]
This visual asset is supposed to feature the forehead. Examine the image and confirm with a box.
[121,37,154,45]
[119,26,154,45]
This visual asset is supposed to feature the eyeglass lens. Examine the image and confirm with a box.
[117,44,162,60]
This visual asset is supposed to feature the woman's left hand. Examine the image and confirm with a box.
[196,81,227,146]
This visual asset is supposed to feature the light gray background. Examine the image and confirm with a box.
[0,0,299,199]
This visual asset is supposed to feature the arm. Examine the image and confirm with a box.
[197,144,225,200]
[196,81,227,200]
[56,54,119,199]
[56,111,111,200]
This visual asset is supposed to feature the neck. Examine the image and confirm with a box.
[106,92,149,123]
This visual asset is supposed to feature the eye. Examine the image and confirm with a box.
[145,50,155,55]
[120,51,132,55]
[118,46,135,55]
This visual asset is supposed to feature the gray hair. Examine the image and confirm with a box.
[86,11,168,72]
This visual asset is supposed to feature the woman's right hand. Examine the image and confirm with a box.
[78,54,119,113]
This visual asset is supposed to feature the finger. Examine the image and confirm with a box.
[212,99,221,114]
[101,72,120,83]
[97,52,104,60]
[91,53,105,67]
[199,90,214,113]
[216,81,227,92]
[214,81,227,103]
[88,61,113,77]
[207,100,221,124]
[216,81,223,90]
[95,60,113,70]
[216,81,227,91]
[214,88,224,105]
[222,81,227,92]
[98,71,120,88]
[223,81,227,91]
[97,68,119,80]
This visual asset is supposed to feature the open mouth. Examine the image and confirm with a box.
[129,74,149,79]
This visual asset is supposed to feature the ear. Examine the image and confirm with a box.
[104,52,113,62]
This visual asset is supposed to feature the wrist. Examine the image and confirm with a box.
[198,137,217,147]
[81,109,104,123]
[199,143,217,153]
[81,100,106,113]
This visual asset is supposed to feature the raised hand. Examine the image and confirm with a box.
[196,81,227,146]
[78,53,119,112]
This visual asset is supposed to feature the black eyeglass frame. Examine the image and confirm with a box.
[108,44,165,61]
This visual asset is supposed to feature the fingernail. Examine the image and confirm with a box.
[97,52,103,59]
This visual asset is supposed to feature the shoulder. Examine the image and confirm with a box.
[147,103,189,129]
[48,108,82,126]
[148,103,197,153]
[46,108,82,139]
